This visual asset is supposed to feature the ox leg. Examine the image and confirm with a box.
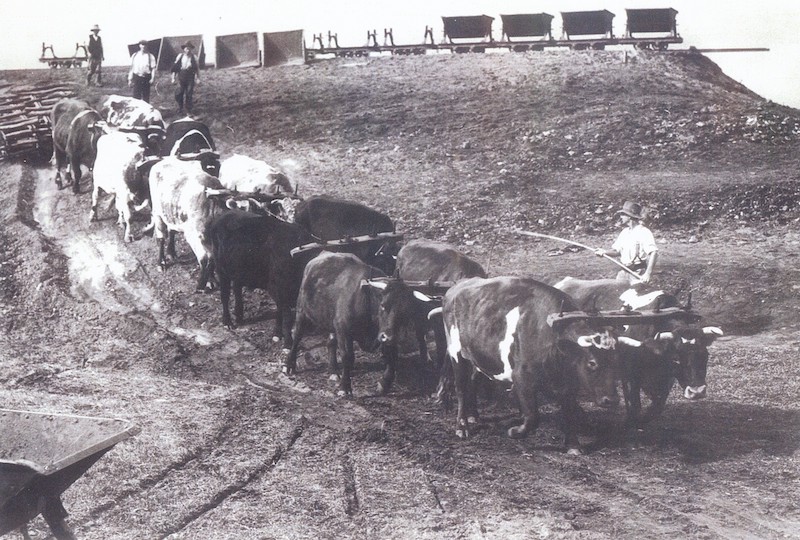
[452,354,476,438]
[166,231,178,260]
[69,158,81,194]
[640,377,674,425]
[326,333,340,379]
[89,186,102,222]
[54,149,66,190]
[508,365,540,440]
[280,306,295,351]
[157,236,168,270]
[376,343,398,395]
[559,397,583,455]
[622,377,644,428]
[232,282,244,324]
[433,322,453,409]
[219,277,234,329]
[339,336,355,396]
[284,316,306,375]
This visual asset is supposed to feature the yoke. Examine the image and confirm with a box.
[290,231,404,257]
[547,306,702,329]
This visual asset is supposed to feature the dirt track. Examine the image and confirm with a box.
[2,52,800,539]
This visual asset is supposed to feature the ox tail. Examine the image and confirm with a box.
[427,306,443,320]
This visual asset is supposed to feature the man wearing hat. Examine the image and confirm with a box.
[128,40,157,103]
[595,200,658,283]
[86,24,103,86]
[171,41,200,116]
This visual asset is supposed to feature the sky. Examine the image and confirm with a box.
[2,0,799,108]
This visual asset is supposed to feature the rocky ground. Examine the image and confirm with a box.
[1,49,799,539]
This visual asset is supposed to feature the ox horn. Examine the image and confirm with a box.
[362,280,387,290]
[654,331,675,341]
[577,335,594,348]
[413,291,434,302]
[703,326,723,336]
[427,307,443,320]
[618,336,643,347]
[205,187,233,198]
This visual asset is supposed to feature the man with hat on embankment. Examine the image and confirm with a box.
[595,200,659,283]
[128,40,157,103]
[86,24,103,86]
[171,41,200,116]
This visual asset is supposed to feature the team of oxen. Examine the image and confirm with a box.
[49,96,723,454]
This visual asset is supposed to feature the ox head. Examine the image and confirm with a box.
[268,196,302,222]
[363,279,435,347]
[178,149,221,177]
[652,325,723,400]
[558,324,624,409]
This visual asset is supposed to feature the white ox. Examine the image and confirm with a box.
[91,131,151,242]
[219,154,294,194]
[101,95,165,129]
[148,157,226,291]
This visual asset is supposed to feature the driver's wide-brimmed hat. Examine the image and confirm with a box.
[91,24,101,32]
[182,41,195,49]
[616,200,645,220]
[138,39,148,46]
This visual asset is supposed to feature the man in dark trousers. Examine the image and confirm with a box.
[171,42,200,116]
[86,24,103,86]
[128,40,157,103]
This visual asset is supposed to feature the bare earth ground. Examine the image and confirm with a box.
[1,50,800,539]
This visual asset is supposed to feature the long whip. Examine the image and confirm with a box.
[512,229,642,282]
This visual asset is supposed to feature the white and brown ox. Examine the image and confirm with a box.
[554,277,723,427]
[437,276,639,454]
[90,131,152,242]
[147,156,227,291]
[51,98,107,194]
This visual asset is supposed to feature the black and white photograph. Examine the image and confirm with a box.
[1,1,798,538]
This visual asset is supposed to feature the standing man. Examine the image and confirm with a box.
[86,24,103,86]
[128,40,157,103]
[595,200,658,283]
[171,41,200,116]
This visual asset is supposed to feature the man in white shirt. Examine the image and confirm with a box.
[595,200,658,283]
[128,40,157,103]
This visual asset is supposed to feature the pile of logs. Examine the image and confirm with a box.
[0,83,74,162]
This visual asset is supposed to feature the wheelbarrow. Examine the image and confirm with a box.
[0,409,139,539]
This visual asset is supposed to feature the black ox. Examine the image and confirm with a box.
[161,117,220,177]
[285,252,434,396]
[294,195,398,274]
[206,209,315,348]
[554,277,723,427]
[395,239,488,403]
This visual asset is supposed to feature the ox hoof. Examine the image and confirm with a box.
[566,447,583,456]
[328,373,340,382]
[375,382,388,396]
[455,428,469,439]
[336,389,352,398]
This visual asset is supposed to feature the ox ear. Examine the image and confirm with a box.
[412,291,434,303]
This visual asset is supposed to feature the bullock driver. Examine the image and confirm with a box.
[86,24,103,86]
[171,41,200,116]
[595,200,658,284]
[128,40,157,103]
